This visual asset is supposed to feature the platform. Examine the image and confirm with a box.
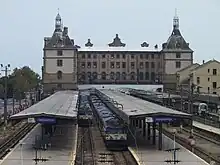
[0,123,78,165]
[193,121,220,135]
[10,90,79,120]
[129,131,209,165]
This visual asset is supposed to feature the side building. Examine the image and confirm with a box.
[42,12,193,92]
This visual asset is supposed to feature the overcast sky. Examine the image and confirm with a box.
[1,0,220,74]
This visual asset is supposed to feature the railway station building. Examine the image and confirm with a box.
[42,11,193,93]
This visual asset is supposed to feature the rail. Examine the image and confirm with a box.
[0,123,36,159]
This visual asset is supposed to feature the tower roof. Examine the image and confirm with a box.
[162,10,192,51]
[44,12,77,49]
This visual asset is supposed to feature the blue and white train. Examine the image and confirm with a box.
[90,95,127,150]
[77,90,93,126]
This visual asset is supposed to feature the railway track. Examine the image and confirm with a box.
[113,151,138,165]
[162,127,220,164]
[75,123,138,165]
[0,122,36,159]
[81,127,96,165]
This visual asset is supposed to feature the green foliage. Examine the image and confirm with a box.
[0,66,41,99]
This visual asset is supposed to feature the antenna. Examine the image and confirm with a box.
[175,8,177,17]
[58,8,60,14]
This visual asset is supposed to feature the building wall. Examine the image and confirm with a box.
[191,61,220,94]
[43,49,78,91]
[164,52,193,74]
[176,64,200,86]
[77,51,163,84]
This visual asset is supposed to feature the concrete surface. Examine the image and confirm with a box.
[193,121,220,135]
[130,131,209,165]
[0,123,77,165]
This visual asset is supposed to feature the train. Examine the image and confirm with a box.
[182,101,209,116]
[77,90,93,127]
[89,94,127,150]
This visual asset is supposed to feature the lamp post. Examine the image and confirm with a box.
[1,64,10,126]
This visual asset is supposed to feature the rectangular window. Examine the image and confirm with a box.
[122,54,126,59]
[176,61,181,68]
[197,77,200,84]
[131,55,135,59]
[145,62,149,68]
[122,62,126,68]
[87,62,91,68]
[151,54,154,59]
[140,62,144,69]
[110,62,115,68]
[102,54,105,58]
[208,69,210,73]
[57,59,63,66]
[111,54,114,59]
[102,62,106,68]
[82,54,85,58]
[176,52,181,58]
[213,69,217,75]
[116,62,120,68]
[151,62,155,68]
[116,54,120,59]
[213,82,217,89]
[81,62,85,68]
[93,62,97,68]
[57,50,63,56]
[140,54,143,59]
[93,54,97,59]
[145,54,149,59]
[87,54,91,58]
[131,62,135,69]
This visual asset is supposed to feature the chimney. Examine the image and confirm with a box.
[63,27,68,36]
[202,60,205,64]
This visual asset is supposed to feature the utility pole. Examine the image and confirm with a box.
[1,64,11,126]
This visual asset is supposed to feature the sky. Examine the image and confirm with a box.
[1,0,220,74]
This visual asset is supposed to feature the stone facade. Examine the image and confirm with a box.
[42,12,193,92]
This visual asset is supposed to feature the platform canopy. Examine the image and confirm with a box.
[97,89,192,123]
[11,90,79,120]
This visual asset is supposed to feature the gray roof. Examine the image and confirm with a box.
[11,90,79,120]
[99,89,191,119]
[162,28,192,52]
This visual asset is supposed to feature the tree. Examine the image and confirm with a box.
[0,66,41,100]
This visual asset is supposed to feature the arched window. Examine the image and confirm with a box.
[57,71,62,79]
[101,72,106,80]
[110,72,115,80]
[122,72,126,80]
[130,72,135,80]
[116,72,120,80]
[92,72,98,80]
